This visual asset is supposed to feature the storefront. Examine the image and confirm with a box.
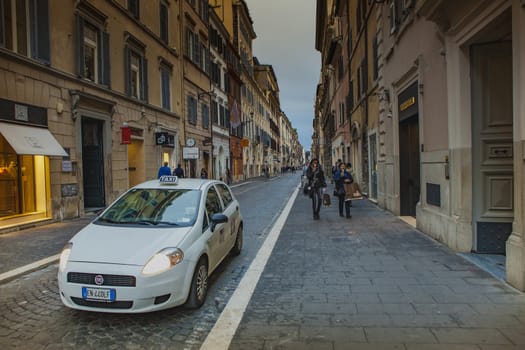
[0,101,67,229]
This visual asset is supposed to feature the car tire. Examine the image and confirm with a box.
[184,257,208,309]
[230,225,243,256]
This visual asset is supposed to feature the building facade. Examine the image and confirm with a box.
[0,0,183,229]
[315,0,525,291]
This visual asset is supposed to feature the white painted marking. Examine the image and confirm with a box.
[0,254,60,283]
[230,181,254,188]
[199,186,299,350]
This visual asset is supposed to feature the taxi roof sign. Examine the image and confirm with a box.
[159,175,179,184]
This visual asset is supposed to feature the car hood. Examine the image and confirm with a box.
[68,223,192,265]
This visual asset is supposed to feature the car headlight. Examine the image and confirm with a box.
[142,248,184,276]
[59,243,73,272]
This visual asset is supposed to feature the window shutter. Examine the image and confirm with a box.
[193,98,198,124]
[124,47,131,96]
[194,34,200,64]
[75,15,85,77]
[185,28,190,57]
[30,0,50,63]
[187,95,192,122]
[101,31,111,86]
[141,57,148,102]
[211,100,218,124]
[202,103,209,129]
[160,3,168,44]
[129,0,139,19]
[0,2,5,47]
[163,70,171,110]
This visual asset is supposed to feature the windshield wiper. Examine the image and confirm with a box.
[136,220,180,226]
[96,217,119,224]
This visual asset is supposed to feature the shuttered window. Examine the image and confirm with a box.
[1,0,50,63]
[124,42,148,102]
[75,14,110,86]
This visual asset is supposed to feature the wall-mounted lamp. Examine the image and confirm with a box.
[383,88,390,103]
[198,91,216,100]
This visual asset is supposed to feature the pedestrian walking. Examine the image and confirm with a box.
[333,162,353,218]
[226,168,232,184]
[306,158,326,220]
[157,161,171,178]
[173,163,184,178]
[200,168,208,179]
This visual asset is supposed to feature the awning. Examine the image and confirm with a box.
[0,122,68,156]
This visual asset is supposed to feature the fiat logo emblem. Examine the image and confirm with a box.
[94,274,104,285]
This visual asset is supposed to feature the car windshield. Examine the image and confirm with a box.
[96,188,201,227]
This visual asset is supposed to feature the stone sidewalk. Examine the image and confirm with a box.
[229,196,525,349]
[0,215,94,280]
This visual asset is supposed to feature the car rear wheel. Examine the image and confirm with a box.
[230,225,243,256]
[185,257,208,308]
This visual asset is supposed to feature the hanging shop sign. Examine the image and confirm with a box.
[155,132,175,147]
[121,125,131,144]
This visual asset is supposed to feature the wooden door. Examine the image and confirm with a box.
[82,118,105,208]
[399,115,420,217]
[471,42,513,253]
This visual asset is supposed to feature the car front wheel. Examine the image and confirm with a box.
[185,257,208,308]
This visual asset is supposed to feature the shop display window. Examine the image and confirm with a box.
[0,134,39,218]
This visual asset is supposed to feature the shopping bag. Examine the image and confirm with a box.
[349,182,363,200]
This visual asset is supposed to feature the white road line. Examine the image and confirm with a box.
[0,254,60,283]
[199,186,299,350]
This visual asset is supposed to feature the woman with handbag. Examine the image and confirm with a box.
[333,162,353,218]
[306,158,326,220]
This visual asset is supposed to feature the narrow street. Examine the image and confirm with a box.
[1,174,524,349]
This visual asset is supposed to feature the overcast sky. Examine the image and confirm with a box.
[244,0,320,153]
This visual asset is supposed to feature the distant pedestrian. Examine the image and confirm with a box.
[200,168,208,179]
[226,168,232,184]
[173,164,184,178]
[333,162,353,218]
[157,162,171,178]
[306,158,326,220]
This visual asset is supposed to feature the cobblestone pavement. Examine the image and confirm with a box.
[229,197,525,350]
[0,174,298,349]
[1,174,525,349]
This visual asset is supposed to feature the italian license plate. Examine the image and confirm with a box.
[82,287,116,302]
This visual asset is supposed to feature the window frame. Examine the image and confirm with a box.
[124,36,148,101]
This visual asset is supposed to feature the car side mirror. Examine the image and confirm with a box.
[210,213,228,232]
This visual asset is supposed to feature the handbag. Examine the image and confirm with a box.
[303,185,311,196]
[334,186,345,197]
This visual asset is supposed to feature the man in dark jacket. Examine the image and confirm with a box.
[306,158,326,220]
[174,164,184,178]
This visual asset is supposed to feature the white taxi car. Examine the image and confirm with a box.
[57,176,243,313]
